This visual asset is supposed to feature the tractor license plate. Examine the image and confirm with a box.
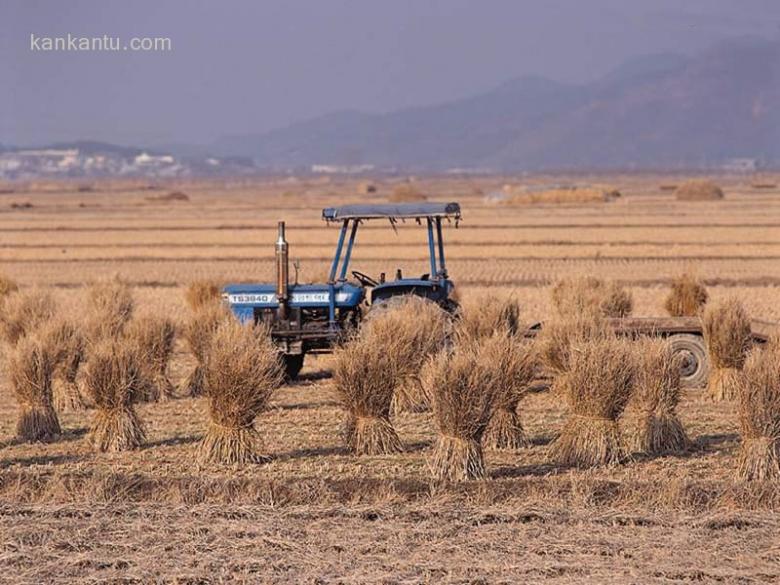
[291,292,330,303]
[228,293,275,304]
[228,291,346,305]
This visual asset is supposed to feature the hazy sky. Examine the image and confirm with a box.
[2,0,779,147]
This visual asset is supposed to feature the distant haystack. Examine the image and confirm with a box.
[389,183,426,202]
[357,182,377,195]
[498,185,621,205]
[146,191,190,202]
[674,180,724,201]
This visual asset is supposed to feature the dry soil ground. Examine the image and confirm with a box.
[1,175,780,583]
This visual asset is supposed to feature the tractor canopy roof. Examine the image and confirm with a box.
[322,202,460,221]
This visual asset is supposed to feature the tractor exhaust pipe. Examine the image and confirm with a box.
[276,221,289,319]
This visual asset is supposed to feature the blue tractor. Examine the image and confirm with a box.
[223,202,461,379]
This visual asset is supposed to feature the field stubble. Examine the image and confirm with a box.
[1,175,780,582]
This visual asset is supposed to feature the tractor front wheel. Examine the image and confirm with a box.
[282,353,304,381]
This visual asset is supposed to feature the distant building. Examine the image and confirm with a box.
[311,164,375,174]
[722,158,758,172]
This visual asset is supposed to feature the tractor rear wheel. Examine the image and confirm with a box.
[282,353,304,381]
[667,333,709,388]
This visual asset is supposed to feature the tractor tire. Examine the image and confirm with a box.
[667,333,710,388]
[282,353,304,381]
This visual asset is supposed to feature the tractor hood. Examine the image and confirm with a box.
[224,282,364,308]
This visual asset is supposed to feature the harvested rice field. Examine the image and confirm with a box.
[2,174,780,583]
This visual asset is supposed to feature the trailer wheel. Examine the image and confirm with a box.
[667,334,709,388]
[282,354,304,381]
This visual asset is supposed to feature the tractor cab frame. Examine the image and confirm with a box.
[223,201,461,379]
[322,202,461,312]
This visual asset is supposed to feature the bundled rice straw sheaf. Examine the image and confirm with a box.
[369,296,451,413]
[737,345,780,481]
[0,273,19,298]
[40,319,87,412]
[0,288,56,346]
[84,277,134,342]
[180,302,231,396]
[454,295,537,450]
[199,320,283,465]
[674,179,724,202]
[623,338,689,455]
[125,315,177,401]
[422,334,508,481]
[482,334,538,450]
[537,310,613,390]
[8,334,61,442]
[551,276,632,318]
[548,336,635,467]
[333,327,404,456]
[184,279,223,311]
[702,298,752,401]
[82,339,146,452]
[455,294,523,340]
[664,273,708,317]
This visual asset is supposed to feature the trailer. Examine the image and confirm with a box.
[528,316,776,388]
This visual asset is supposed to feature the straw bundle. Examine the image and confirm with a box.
[537,311,612,383]
[184,279,222,311]
[454,295,523,340]
[369,296,450,413]
[624,339,689,454]
[125,315,177,401]
[0,273,19,298]
[423,334,506,480]
[702,298,752,401]
[41,319,86,412]
[199,320,283,465]
[482,335,538,450]
[8,335,60,441]
[0,289,56,345]
[664,273,708,317]
[736,346,780,480]
[333,330,403,455]
[551,276,632,318]
[180,303,230,396]
[548,336,635,467]
[84,278,134,342]
[82,339,146,452]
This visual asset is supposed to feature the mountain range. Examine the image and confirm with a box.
[3,37,778,177]
[214,37,780,171]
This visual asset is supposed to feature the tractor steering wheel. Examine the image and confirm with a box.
[351,270,379,287]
